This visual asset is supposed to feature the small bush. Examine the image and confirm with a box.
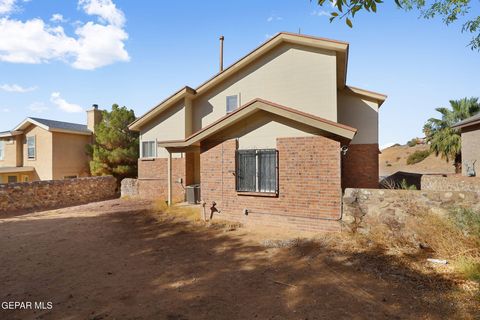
[399,179,417,190]
[454,256,480,282]
[448,208,480,238]
[406,150,430,165]
[407,138,419,147]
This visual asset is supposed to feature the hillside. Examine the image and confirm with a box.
[380,144,455,177]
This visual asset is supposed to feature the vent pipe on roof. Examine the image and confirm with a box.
[219,35,224,72]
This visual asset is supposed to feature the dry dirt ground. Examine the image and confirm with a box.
[380,144,455,177]
[0,199,477,320]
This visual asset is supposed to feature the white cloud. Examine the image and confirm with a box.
[0,83,36,92]
[50,13,65,23]
[267,14,282,22]
[311,10,331,17]
[1,107,10,112]
[50,92,83,113]
[79,0,125,27]
[72,21,128,69]
[28,101,48,113]
[0,0,16,15]
[0,0,129,70]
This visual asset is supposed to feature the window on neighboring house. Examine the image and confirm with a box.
[7,176,17,183]
[0,141,4,160]
[22,175,29,182]
[236,149,278,193]
[142,141,156,158]
[64,175,78,179]
[27,136,36,160]
[226,95,238,113]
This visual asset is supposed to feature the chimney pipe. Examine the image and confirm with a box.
[219,35,224,72]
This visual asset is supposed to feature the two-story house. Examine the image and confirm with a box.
[128,32,386,232]
[0,105,102,183]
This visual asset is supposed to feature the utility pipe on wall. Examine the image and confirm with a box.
[219,35,224,72]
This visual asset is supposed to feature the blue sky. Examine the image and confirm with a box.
[0,0,479,147]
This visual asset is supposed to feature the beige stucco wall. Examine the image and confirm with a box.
[52,132,91,180]
[0,172,34,184]
[337,91,379,144]
[23,125,53,180]
[461,123,480,176]
[203,111,319,149]
[0,136,19,167]
[192,43,338,132]
[140,101,186,158]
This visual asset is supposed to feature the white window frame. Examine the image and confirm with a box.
[226,94,239,113]
[0,141,4,161]
[141,140,157,159]
[27,135,36,160]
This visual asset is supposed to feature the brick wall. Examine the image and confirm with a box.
[342,144,379,189]
[137,158,186,201]
[200,136,342,232]
[0,176,117,215]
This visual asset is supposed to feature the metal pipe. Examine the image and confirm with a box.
[219,35,224,72]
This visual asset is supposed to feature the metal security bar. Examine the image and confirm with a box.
[236,149,278,193]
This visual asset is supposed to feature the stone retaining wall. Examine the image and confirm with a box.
[421,174,480,192]
[342,188,480,233]
[0,176,117,215]
[121,178,138,197]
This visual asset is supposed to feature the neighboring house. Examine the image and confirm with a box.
[452,113,480,176]
[0,105,102,183]
[129,32,386,232]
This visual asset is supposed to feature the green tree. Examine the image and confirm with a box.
[87,104,139,182]
[315,0,480,50]
[423,97,480,172]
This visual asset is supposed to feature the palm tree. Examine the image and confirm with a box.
[423,97,480,173]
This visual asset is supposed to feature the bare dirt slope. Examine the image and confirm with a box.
[380,144,455,177]
[0,199,476,319]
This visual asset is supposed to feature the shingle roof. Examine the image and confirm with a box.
[452,113,480,129]
[28,117,91,134]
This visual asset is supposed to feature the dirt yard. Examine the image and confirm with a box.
[0,199,477,319]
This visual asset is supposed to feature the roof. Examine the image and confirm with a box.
[0,130,22,138]
[0,166,35,174]
[342,86,387,107]
[452,113,480,129]
[157,98,357,149]
[13,117,91,135]
[129,32,355,131]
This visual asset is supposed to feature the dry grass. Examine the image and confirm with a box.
[345,205,480,297]
[152,199,201,221]
[151,199,242,232]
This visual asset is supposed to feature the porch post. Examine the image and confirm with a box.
[167,151,173,206]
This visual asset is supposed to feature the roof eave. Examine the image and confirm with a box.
[343,85,387,107]
[157,98,356,148]
[129,86,196,131]
[452,119,480,129]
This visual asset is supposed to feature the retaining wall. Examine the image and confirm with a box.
[342,188,480,233]
[0,176,117,215]
[421,174,480,192]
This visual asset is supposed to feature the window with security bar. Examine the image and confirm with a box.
[236,149,278,193]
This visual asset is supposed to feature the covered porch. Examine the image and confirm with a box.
[0,166,35,184]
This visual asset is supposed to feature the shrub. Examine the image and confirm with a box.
[399,179,417,190]
[406,150,430,165]
[407,138,419,147]
[448,208,480,238]
[454,256,480,282]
